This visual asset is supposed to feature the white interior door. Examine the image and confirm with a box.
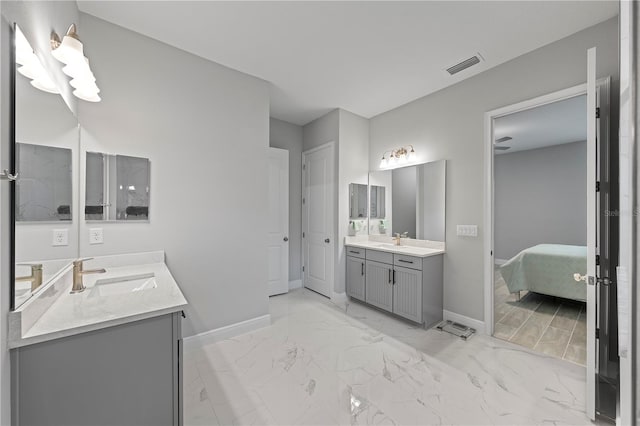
[267,148,289,296]
[302,143,334,297]
[585,46,597,421]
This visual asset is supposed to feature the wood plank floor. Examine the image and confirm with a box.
[494,268,586,366]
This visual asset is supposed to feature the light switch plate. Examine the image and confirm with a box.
[457,225,478,237]
[89,228,104,245]
[52,229,68,246]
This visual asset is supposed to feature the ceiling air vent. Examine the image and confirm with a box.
[495,136,512,144]
[446,54,482,76]
[494,146,511,151]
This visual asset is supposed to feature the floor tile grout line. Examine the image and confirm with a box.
[562,305,583,361]
[507,298,542,343]
[191,351,223,426]
[531,303,562,351]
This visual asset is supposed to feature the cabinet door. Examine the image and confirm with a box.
[346,256,365,301]
[365,260,393,312]
[393,266,423,323]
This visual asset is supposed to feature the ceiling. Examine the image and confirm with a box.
[494,94,587,155]
[77,1,618,126]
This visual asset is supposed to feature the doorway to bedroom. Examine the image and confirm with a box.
[491,94,589,365]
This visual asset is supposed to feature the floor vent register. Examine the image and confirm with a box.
[436,320,476,340]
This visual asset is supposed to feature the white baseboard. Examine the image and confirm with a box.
[443,310,486,335]
[494,258,508,266]
[183,314,271,351]
[289,279,302,290]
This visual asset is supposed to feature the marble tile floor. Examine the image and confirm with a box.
[494,269,587,366]
[184,288,591,426]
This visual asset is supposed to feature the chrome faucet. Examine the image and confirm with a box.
[16,263,43,292]
[71,258,106,294]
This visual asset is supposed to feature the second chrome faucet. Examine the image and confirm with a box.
[71,258,106,294]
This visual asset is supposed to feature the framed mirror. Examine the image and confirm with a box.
[368,159,446,241]
[85,152,150,221]
[13,24,79,309]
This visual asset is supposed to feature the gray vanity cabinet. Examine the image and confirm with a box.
[346,245,443,328]
[365,260,393,312]
[12,312,183,426]
[393,266,423,323]
[346,255,366,301]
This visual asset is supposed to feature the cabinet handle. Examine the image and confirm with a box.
[361,262,364,276]
[283,236,289,242]
[388,269,392,283]
[349,250,360,255]
[325,238,330,243]
[393,269,396,284]
[398,259,414,264]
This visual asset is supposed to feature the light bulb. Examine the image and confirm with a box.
[408,149,416,162]
[399,152,407,163]
[379,157,387,168]
[388,155,396,166]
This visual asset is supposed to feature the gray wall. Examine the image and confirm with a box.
[369,17,619,322]
[77,13,270,337]
[269,118,303,282]
[495,141,587,260]
[392,166,417,238]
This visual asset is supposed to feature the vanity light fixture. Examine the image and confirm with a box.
[15,26,60,94]
[51,24,101,102]
[379,145,417,169]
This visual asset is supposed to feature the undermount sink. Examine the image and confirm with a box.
[91,273,157,297]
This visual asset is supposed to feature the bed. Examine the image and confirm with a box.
[499,244,587,302]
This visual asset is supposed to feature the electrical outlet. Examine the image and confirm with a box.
[457,225,478,238]
[52,229,68,246]
[89,228,104,245]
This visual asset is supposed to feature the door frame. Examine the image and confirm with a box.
[483,78,610,419]
[301,141,336,298]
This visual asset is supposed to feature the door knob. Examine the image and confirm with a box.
[283,236,289,242]
[325,238,330,243]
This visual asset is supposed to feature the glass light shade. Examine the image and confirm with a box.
[408,149,417,161]
[51,35,84,65]
[62,57,91,79]
[70,77,100,93]
[379,157,387,168]
[388,155,396,166]
[399,152,407,163]
[17,63,39,80]
[73,88,101,102]
[31,75,60,94]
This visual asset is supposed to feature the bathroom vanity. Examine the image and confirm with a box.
[346,238,444,327]
[9,252,187,426]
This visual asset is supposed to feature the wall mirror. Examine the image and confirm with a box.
[349,183,368,219]
[85,152,150,221]
[13,24,79,309]
[368,159,446,241]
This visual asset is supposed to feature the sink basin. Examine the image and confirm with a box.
[91,273,157,297]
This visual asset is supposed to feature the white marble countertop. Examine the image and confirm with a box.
[9,251,188,348]
[344,235,445,258]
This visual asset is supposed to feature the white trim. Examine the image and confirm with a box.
[288,279,302,290]
[183,314,271,352]
[443,310,486,335]
[484,82,591,336]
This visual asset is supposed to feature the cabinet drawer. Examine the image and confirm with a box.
[345,246,365,259]
[366,249,393,264]
[393,254,422,270]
